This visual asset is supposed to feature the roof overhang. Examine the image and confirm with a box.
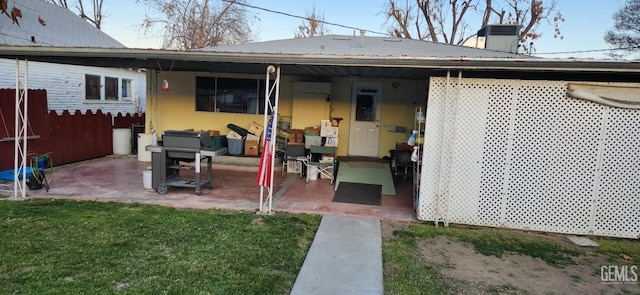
[1,46,639,80]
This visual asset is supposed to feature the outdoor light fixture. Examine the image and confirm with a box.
[161,77,170,92]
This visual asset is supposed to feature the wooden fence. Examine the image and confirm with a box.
[0,89,144,171]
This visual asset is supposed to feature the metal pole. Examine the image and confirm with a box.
[259,65,280,214]
[13,59,28,199]
[268,67,281,213]
[13,59,19,198]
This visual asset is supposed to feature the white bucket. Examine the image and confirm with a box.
[143,169,152,190]
[307,166,318,180]
[137,133,152,162]
[113,128,132,155]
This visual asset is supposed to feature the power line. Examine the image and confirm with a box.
[535,46,640,55]
[224,0,638,56]
[222,0,389,36]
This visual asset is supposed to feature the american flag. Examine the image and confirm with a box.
[256,116,274,187]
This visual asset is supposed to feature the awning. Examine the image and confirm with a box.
[567,83,640,109]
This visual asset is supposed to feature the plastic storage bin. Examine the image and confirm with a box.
[228,138,245,155]
[212,135,227,148]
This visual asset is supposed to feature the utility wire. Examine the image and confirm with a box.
[225,0,637,56]
[535,46,640,55]
[222,0,389,36]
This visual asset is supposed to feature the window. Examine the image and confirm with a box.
[85,74,100,100]
[122,79,133,99]
[85,74,133,101]
[196,76,269,114]
[105,77,119,100]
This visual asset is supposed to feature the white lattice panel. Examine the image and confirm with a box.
[592,108,640,237]
[419,77,640,238]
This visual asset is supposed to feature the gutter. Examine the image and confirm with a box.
[0,46,639,73]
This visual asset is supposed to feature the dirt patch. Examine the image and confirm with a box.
[382,223,640,294]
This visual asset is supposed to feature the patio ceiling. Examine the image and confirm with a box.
[1,46,640,80]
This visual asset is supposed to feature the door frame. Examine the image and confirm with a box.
[348,81,382,157]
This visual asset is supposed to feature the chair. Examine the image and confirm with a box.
[390,149,412,181]
[304,145,337,184]
[282,143,306,177]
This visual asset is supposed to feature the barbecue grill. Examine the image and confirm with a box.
[146,130,227,195]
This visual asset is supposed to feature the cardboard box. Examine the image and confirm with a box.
[286,160,302,174]
[288,129,304,144]
[246,133,260,141]
[248,121,264,136]
[320,155,334,163]
[320,126,339,137]
[226,130,243,139]
[320,120,332,129]
[244,139,259,156]
[206,130,220,136]
[325,137,339,147]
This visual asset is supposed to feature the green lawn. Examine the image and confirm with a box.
[0,199,320,294]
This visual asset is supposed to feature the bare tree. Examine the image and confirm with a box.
[604,0,640,58]
[44,0,104,29]
[140,0,253,50]
[294,6,328,38]
[384,0,564,50]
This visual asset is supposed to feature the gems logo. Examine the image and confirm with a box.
[601,265,638,284]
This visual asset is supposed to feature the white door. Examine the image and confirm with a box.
[348,82,382,157]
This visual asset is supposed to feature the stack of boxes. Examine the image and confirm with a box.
[319,120,338,178]
[226,121,264,156]
[244,122,263,156]
[284,119,340,177]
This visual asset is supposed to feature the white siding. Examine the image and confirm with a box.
[0,59,144,115]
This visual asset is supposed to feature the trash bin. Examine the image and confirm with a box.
[113,128,132,155]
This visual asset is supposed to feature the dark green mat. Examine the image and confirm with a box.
[332,182,382,206]
[335,161,396,195]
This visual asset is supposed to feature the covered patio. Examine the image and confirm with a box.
[26,156,416,221]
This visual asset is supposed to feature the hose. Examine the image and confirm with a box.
[29,153,53,189]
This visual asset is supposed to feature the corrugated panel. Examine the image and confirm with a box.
[419,77,640,238]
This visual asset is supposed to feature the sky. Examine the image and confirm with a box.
[100,0,627,59]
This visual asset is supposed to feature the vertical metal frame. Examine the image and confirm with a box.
[258,65,280,215]
[13,59,28,199]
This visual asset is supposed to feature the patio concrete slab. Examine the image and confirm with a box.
[290,215,383,295]
[25,156,416,221]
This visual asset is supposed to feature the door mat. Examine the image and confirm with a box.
[335,161,396,195]
[332,182,382,206]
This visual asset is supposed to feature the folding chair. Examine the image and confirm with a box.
[305,145,336,184]
[281,143,306,177]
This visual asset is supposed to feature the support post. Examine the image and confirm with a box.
[257,65,280,215]
[13,59,28,199]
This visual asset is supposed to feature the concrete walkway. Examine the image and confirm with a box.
[290,215,383,295]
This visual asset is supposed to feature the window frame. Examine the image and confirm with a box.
[84,72,135,102]
[195,76,271,115]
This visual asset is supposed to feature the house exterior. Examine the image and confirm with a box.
[0,0,145,114]
[0,33,638,238]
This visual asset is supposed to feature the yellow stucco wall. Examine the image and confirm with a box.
[145,70,427,158]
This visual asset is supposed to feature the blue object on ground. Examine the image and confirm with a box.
[0,167,34,182]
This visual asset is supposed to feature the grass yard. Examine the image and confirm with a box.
[0,199,321,294]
